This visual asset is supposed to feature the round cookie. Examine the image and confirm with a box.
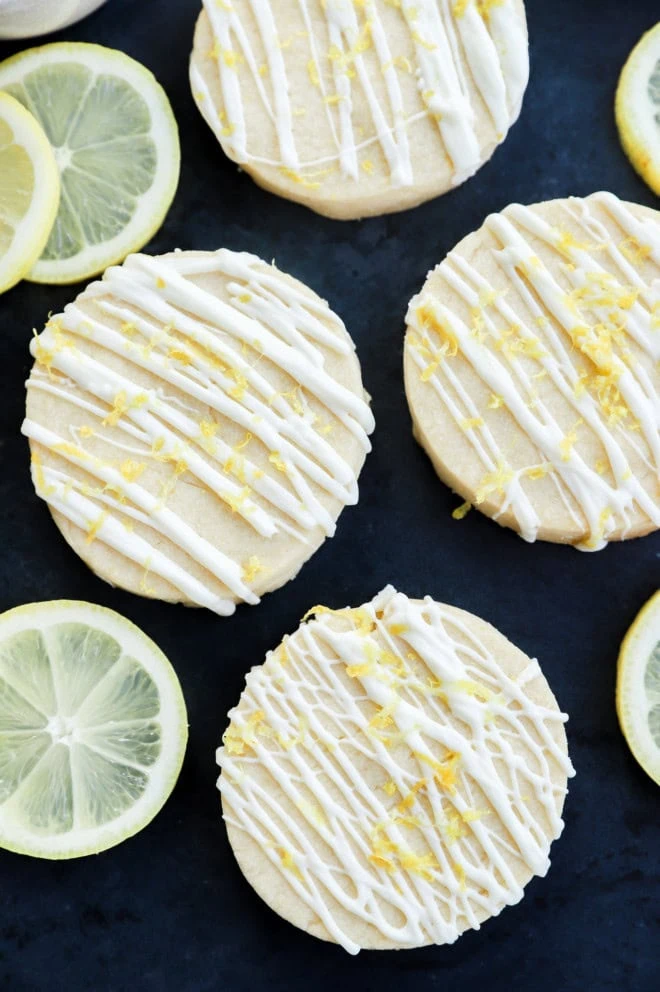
[189,0,529,220]
[404,191,660,551]
[23,249,374,616]
[218,586,574,953]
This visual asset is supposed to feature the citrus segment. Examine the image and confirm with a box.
[0,43,180,284]
[0,600,187,858]
[0,90,59,293]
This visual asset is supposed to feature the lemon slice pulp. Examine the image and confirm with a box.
[0,42,180,284]
[0,600,187,858]
[617,590,660,787]
[615,22,660,195]
[0,90,59,294]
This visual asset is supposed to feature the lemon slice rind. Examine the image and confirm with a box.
[0,43,180,285]
[615,22,660,196]
[616,590,660,787]
[0,90,59,294]
[0,600,188,859]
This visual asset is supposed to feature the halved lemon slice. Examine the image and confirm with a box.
[0,90,59,294]
[615,22,660,195]
[0,43,180,284]
[0,600,188,858]
[617,590,660,787]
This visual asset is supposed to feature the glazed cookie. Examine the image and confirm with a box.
[404,192,660,550]
[23,250,374,615]
[189,0,529,220]
[218,586,573,953]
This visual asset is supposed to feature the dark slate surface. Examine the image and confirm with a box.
[1,0,659,989]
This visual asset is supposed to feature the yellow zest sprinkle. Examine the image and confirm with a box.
[413,750,461,792]
[156,277,166,289]
[85,511,108,545]
[526,463,550,481]
[119,460,146,483]
[444,811,468,843]
[396,778,427,812]
[242,556,263,583]
[368,854,396,872]
[415,303,459,357]
[382,780,397,797]
[399,852,438,879]
[488,393,504,409]
[139,557,156,597]
[559,420,583,461]
[30,451,55,497]
[102,391,147,427]
[453,861,467,891]
[279,167,321,190]
[412,30,437,50]
[388,623,408,636]
[225,486,251,514]
[452,501,472,520]
[221,48,243,68]
[269,450,287,473]
[276,716,308,752]
[619,236,652,265]
[223,710,270,755]
[361,159,375,174]
[199,418,219,441]
[346,661,372,678]
[32,331,54,375]
[475,462,514,504]
[369,699,397,733]
[460,417,484,432]
[79,425,94,439]
[235,432,252,451]
[307,58,320,87]
[167,347,192,365]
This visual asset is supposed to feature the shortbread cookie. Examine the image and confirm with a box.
[404,192,660,550]
[23,250,374,615]
[189,0,529,220]
[218,586,573,953]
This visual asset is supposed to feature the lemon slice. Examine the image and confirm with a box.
[617,590,660,787]
[0,600,187,858]
[615,22,660,195]
[0,90,59,294]
[0,43,180,285]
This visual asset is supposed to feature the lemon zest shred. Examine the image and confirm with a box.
[452,501,472,520]
[85,510,108,545]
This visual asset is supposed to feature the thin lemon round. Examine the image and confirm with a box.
[0,600,188,859]
[0,90,59,294]
[615,22,660,195]
[616,590,660,787]
[0,43,180,285]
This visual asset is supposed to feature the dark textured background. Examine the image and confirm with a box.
[0,0,659,989]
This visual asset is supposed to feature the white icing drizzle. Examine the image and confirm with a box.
[218,587,573,954]
[191,0,528,189]
[406,192,660,550]
[23,250,374,615]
